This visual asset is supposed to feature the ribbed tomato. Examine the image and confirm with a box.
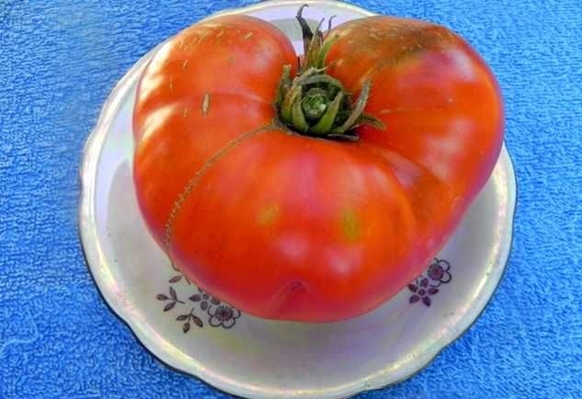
[133,7,503,322]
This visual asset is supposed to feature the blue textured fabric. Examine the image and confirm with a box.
[1,0,581,398]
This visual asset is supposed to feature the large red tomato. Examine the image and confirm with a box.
[132,7,504,322]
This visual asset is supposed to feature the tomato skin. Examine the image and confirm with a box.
[326,16,504,253]
[133,15,504,322]
[133,15,297,250]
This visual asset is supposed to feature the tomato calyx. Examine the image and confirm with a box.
[276,5,385,141]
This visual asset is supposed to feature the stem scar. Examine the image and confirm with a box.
[201,93,211,116]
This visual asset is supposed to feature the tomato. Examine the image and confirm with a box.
[132,7,504,322]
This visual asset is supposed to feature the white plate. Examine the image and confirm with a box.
[79,1,516,398]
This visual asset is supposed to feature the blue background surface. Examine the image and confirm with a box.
[1,0,581,398]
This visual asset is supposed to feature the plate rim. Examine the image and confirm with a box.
[78,1,517,398]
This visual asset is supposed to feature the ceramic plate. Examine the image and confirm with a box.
[79,1,516,398]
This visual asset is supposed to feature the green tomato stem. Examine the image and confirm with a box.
[276,5,385,140]
[301,88,328,120]
[311,91,344,134]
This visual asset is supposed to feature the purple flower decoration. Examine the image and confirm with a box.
[190,288,221,311]
[158,282,242,331]
[208,304,241,329]
[427,258,452,285]
[408,278,439,306]
[408,258,452,307]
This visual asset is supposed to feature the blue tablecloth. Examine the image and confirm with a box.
[1,0,580,398]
